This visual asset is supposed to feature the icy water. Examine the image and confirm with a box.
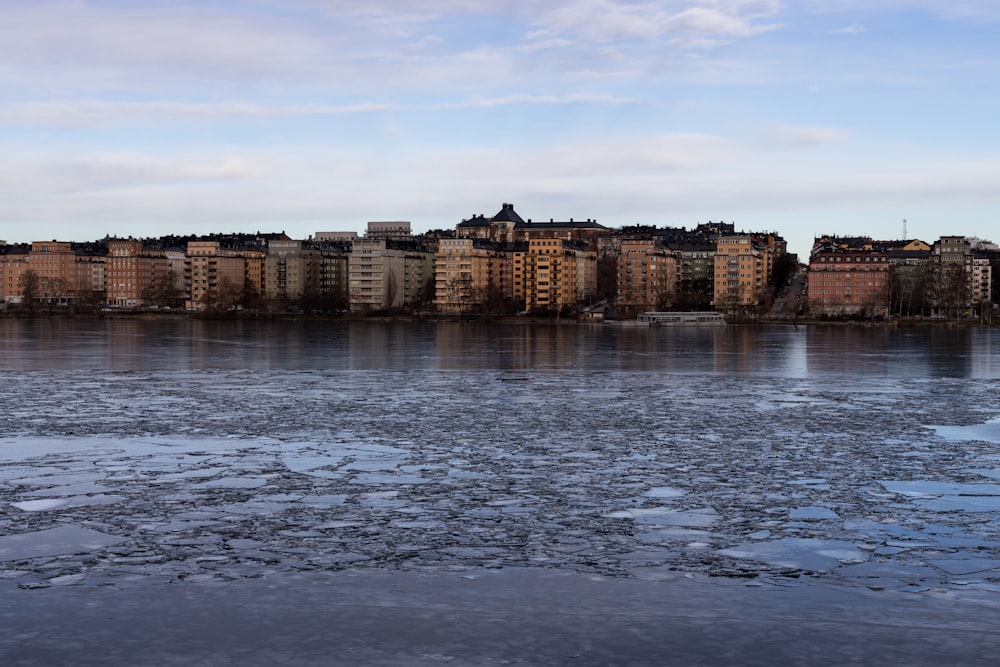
[2,319,1000,593]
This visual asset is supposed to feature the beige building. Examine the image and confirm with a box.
[184,241,247,310]
[264,239,349,308]
[972,257,992,307]
[366,221,411,240]
[616,238,680,313]
[349,238,434,312]
[434,238,508,313]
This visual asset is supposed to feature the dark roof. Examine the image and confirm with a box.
[457,203,606,230]
[514,220,606,230]
[492,203,525,224]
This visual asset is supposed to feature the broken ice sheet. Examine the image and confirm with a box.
[719,538,867,571]
[930,419,1000,444]
[12,495,125,512]
[606,507,718,527]
[880,481,1000,497]
[928,558,1000,575]
[0,526,127,561]
[789,507,840,521]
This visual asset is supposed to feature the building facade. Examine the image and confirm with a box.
[616,237,680,313]
[808,243,890,318]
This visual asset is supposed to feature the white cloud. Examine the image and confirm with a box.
[758,124,850,149]
[0,94,633,127]
[0,152,265,196]
[530,0,782,46]
[831,23,866,34]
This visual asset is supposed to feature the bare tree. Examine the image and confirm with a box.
[20,270,40,313]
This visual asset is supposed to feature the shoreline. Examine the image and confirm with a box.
[0,308,995,327]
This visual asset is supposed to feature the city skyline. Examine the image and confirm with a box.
[2,2,999,259]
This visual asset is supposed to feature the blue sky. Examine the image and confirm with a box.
[1,1,999,258]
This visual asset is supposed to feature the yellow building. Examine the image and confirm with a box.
[519,239,597,314]
[713,235,767,312]
[434,238,507,313]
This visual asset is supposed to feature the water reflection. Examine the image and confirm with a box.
[0,319,997,378]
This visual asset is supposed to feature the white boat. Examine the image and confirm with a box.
[636,311,727,326]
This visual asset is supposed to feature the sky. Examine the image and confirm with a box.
[1,1,999,259]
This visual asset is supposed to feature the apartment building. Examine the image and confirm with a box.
[263,239,349,308]
[184,241,246,310]
[518,238,597,313]
[713,236,765,312]
[0,241,106,305]
[105,239,172,308]
[434,238,509,313]
[366,221,411,240]
[808,240,890,318]
[0,244,30,303]
[616,237,680,313]
[349,238,434,312]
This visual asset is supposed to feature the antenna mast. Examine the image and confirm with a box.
[902,218,907,239]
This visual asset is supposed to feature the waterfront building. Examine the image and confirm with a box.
[931,236,972,317]
[106,239,172,308]
[264,239,349,309]
[712,235,768,314]
[348,238,434,313]
[807,237,890,318]
[616,237,680,314]
[0,241,107,306]
[185,241,246,310]
[517,238,597,314]
[434,238,509,314]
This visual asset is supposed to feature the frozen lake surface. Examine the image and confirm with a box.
[2,319,1000,663]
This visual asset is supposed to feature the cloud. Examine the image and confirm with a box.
[831,23,866,34]
[758,124,850,149]
[0,94,633,127]
[801,1,1000,22]
[0,152,265,196]
[530,1,782,47]
[0,4,333,88]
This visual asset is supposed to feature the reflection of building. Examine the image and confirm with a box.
[616,237,679,313]
[807,237,890,318]
[348,239,434,312]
